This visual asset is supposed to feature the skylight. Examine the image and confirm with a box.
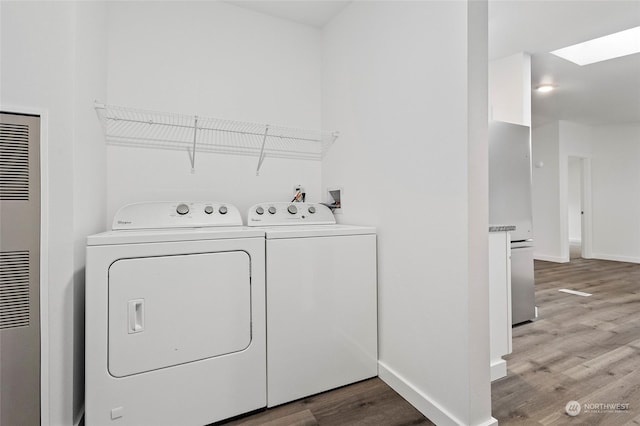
[551,26,640,66]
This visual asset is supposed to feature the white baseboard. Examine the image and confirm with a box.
[536,252,640,264]
[378,361,497,426]
[591,253,640,264]
[477,418,499,426]
[490,359,507,382]
[534,253,569,263]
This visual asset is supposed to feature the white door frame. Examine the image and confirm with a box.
[562,155,592,261]
[580,157,593,259]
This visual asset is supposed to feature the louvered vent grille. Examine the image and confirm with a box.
[0,251,30,329]
[0,122,30,201]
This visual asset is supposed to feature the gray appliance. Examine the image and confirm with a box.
[489,121,536,325]
[0,112,41,425]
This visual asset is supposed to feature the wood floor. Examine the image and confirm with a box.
[492,255,640,425]
[219,252,640,425]
[217,378,433,426]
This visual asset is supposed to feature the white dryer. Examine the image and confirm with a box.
[247,202,377,407]
[85,202,266,426]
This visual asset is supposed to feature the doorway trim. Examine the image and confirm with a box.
[561,155,592,262]
[1,104,50,426]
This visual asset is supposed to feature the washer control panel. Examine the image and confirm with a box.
[247,202,335,226]
[112,202,242,230]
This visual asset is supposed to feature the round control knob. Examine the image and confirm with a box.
[176,203,189,215]
[204,205,214,215]
[256,206,264,215]
[218,205,228,215]
[288,204,298,215]
[308,206,316,214]
[268,206,277,215]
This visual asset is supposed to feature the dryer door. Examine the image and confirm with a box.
[108,251,251,377]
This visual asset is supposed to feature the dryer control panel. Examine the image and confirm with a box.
[112,202,242,230]
[247,202,335,226]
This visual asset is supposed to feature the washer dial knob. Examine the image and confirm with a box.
[256,206,264,215]
[288,204,298,215]
[308,206,316,214]
[268,206,277,215]
[218,205,228,215]
[204,205,214,214]
[176,203,189,215]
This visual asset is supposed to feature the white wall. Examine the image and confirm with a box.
[558,121,592,260]
[105,1,324,222]
[590,124,640,262]
[71,3,108,422]
[1,2,107,425]
[467,2,491,422]
[567,157,582,243]
[533,121,592,262]
[532,122,562,261]
[322,2,493,425]
[533,121,640,264]
[488,52,531,126]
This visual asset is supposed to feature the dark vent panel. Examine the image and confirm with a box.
[0,113,40,425]
[0,123,30,201]
[0,251,30,329]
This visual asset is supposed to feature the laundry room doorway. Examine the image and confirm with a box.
[566,155,592,261]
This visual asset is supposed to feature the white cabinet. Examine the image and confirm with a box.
[489,230,512,381]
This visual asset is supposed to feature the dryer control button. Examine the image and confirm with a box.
[288,205,298,215]
[256,206,264,215]
[308,206,316,214]
[268,206,277,214]
[204,205,214,214]
[176,203,189,215]
[218,206,228,215]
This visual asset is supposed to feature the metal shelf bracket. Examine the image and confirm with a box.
[189,116,198,173]
[256,125,270,176]
[94,102,338,174]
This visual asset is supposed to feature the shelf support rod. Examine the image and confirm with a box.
[93,100,107,132]
[256,125,270,176]
[330,131,340,151]
[189,116,198,173]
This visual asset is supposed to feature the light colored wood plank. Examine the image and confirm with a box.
[221,378,433,425]
[493,257,640,424]
[259,409,318,426]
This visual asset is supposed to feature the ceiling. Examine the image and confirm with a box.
[231,0,640,127]
[490,0,640,127]
[228,1,350,28]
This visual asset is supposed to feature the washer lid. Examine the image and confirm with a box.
[87,226,264,246]
[262,224,376,239]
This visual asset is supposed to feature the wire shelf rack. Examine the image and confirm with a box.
[94,102,339,175]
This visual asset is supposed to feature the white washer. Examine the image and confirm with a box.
[85,202,266,426]
[247,202,377,407]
